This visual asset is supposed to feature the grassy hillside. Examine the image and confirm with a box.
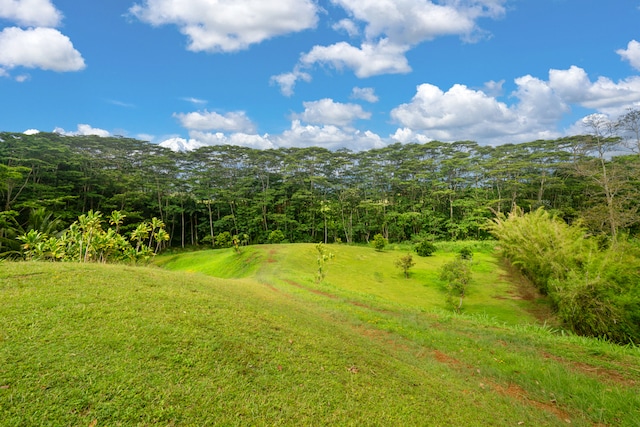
[1,244,639,426]
[157,242,548,325]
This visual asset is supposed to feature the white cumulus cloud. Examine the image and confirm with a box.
[0,27,85,72]
[390,81,563,144]
[189,130,274,150]
[270,69,312,97]
[130,0,318,53]
[351,87,379,103]
[54,124,110,137]
[332,18,359,37]
[275,120,384,150]
[617,40,640,71]
[300,39,411,78]
[331,0,505,45]
[174,110,256,133]
[0,0,62,27]
[548,66,640,115]
[390,65,640,145]
[273,0,506,95]
[295,99,371,127]
[159,136,206,152]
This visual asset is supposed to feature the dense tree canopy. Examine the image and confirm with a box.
[1,126,639,251]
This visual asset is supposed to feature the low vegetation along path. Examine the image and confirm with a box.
[1,243,639,426]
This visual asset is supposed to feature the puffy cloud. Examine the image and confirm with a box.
[294,98,371,127]
[160,131,274,151]
[159,137,206,152]
[273,0,506,95]
[0,0,62,27]
[54,124,110,137]
[482,79,505,97]
[300,39,411,78]
[332,19,359,37]
[270,69,312,96]
[392,83,512,130]
[189,131,274,150]
[513,74,569,124]
[331,0,505,45]
[548,66,640,115]
[390,65,640,145]
[617,40,640,71]
[351,87,379,103]
[390,127,432,144]
[23,128,39,135]
[174,110,256,133]
[390,81,564,144]
[130,0,318,53]
[0,27,85,72]
[275,120,384,150]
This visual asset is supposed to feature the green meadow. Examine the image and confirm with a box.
[1,243,639,426]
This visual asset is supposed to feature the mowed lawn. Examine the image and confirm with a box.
[1,244,639,426]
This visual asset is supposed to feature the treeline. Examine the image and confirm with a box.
[1,119,639,251]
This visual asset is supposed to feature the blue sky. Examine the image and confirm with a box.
[1,0,640,151]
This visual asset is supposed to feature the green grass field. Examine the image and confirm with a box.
[1,243,639,426]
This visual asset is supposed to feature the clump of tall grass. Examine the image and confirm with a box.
[487,207,640,344]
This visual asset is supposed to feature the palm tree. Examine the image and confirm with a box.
[108,210,126,234]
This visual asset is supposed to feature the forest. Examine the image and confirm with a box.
[1,111,639,249]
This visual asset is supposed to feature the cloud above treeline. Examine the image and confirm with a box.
[129,0,318,53]
[6,1,639,151]
[153,63,640,151]
[271,0,507,95]
[0,0,85,80]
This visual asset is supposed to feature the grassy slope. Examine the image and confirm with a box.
[1,245,639,426]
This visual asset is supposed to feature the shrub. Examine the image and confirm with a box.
[486,207,588,294]
[459,247,473,260]
[268,230,285,244]
[488,207,640,344]
[414,240,436,257]
[372,233,387,252]
[215,231,233,248]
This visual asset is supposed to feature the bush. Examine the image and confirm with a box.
[372,233,387,252]
[486,207,588,294]
[414,240,436,257]
[459,247,473,260]
[268,230,285,244]
[488,207,640,344]
[215,231,233,248]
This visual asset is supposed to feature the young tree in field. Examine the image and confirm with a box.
[440,257,471,313]
[395,253,415,279]
[315,242,334,283]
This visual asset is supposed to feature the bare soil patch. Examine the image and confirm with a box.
[542,352,638,387]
